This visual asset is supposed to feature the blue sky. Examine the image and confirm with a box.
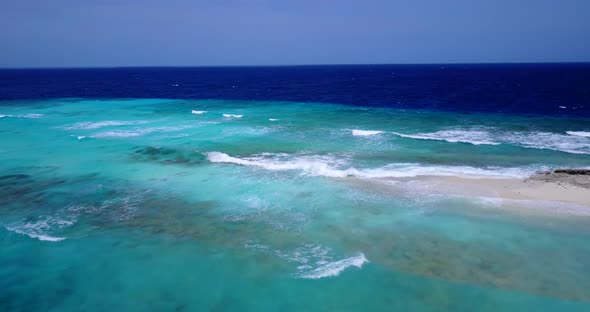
[1,0,589,67]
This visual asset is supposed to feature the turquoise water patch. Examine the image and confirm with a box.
[1,98,590,311]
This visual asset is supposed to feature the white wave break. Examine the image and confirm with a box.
[206,152,533,179]
[352,129,384,136]
[223,114,243,118]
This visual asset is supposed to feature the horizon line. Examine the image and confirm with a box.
[1,61,590,70]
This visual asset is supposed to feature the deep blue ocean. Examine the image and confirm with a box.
[1,64,590,311]
[1,64,589,117]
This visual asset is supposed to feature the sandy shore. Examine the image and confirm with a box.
[347,170,590,216]
[429,174,590,206]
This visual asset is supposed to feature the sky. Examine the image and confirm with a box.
[1,0,589,67]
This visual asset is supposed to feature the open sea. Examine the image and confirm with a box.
[1,64,590,311]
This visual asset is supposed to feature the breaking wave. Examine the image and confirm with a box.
[20,113,43,119]
[91,125,193,138]
[223,114,243,118]
[61,120,149,130]
[391,128,590,154]
[298,253,368,279]
[567,131,590,138]
[352,129,384,136]
[206,152,533,179]
[5,216,74,242]
[0,113,44,119]
[392,130,499,145]
[505,131,590,155]
[245,242,368,279]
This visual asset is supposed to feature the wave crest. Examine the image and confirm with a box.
[61,120,149,130]
[5,216,74,242]
[0,113,43,119]
[298,253,368,279]
[352,129,384,136]
[567,131,590,138]
[392,128,590,154]
[91,125,193,138]
[245,242,368,279]
[206,152,532,179]
[506,132,590,155]
[392,130,499,145]
[223,114,243,118]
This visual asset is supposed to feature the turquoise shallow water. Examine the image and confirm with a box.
[1,98,590,311]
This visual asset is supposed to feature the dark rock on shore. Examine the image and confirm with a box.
[554,169,590,175]
[528,169,590,189]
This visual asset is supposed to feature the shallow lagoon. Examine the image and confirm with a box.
[1,98,590,311]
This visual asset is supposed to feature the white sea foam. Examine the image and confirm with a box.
[19,113,43,119]
[223,114,243,118]
[503,132,590,155]
[352,129,384,136]
[5,216,74,242]
[391,128,590,154]
[244,240,271,251]
[269,118,279,121]
[245,242,367,279]
[70,135,87,140]
[567,131,590,138]
[191,110,207,115]
[91,125,193,138]
[162,133,190,139]
[221,126,272,137]
[392,130,499,145]
[206,152,353,177]
[0,113,43,119]
[298,253,368,279]
[92,131,144,138]
[206,152,532,179]
[61,120,149,130]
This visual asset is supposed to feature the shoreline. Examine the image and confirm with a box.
[433,174,590,206]
[351,170,590,215]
